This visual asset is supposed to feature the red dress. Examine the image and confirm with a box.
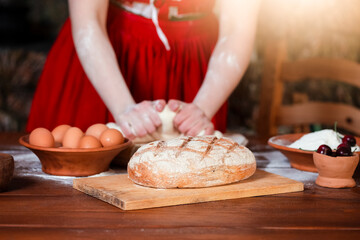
[26,0,227,133]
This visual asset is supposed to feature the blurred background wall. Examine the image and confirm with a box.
[0,0,67,131]
[0,0,359,133]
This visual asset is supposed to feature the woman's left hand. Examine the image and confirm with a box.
[168,99,214,136]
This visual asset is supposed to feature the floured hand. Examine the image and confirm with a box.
[168,99,215,136]
[115,100,166,140]
[108,103,222,144]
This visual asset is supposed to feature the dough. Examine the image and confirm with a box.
[107,105,222,144]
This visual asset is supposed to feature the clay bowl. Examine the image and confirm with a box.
[268,133,360,174]
[19,135,132,177]
[313,152,359,188]
[0,153,14,191]
[111,143,142,167]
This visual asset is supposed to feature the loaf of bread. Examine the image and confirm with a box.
[127,136,256,188]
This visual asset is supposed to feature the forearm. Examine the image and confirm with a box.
[193,0,261,119]
[193,36,253,119]
[69,0,135,121]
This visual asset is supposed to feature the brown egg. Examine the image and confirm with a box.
[78,135,102,149]
[29,128,55,148]
[51,124,71,144]
[85,123,108,139]
[99,128,124,147]
[62,127,84,148]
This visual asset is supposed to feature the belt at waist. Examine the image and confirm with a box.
[110,0,211,51]
[110,0,207,21]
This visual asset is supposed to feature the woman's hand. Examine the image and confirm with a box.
[116,100,166,140]
[168,99,214,136]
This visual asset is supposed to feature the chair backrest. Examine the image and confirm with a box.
[257,40,360,137]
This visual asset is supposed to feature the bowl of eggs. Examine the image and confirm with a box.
[19,123,132,177]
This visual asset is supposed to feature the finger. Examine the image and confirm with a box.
[146,106,162,127]
[186,119,205,136]
[153,99,166,112]
[168,99,182,112]
[129,117,148,137]
[173,111,188,129]
[204,123,215,135]
[137,100,153,110]
[148,113,162,127]
[138,101,162,126]
[177,115,200,135]
[140,114,157,134]
[118,121,136,140]
[173,105,194,128]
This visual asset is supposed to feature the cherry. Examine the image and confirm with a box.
[337,142,351,149]
[316,144,332,156]
[335,146,352,156]
[342,135,356,147]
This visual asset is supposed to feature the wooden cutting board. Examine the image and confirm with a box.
[73,170,304,210]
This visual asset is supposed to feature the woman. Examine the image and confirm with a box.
[26,0,261,140]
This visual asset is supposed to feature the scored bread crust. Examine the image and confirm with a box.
[127,136,256,188]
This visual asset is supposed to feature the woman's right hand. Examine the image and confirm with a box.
[115,100,166,140]
[168,99,215,136]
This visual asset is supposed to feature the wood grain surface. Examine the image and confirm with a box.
[1,133,359,239]
[73,170,304,210]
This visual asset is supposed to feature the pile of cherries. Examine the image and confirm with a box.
[316,135,356,157]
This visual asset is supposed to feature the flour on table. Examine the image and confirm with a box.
[255,150,317,184]
[11,151,125,186]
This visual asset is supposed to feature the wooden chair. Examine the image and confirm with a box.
[257,40,360,137]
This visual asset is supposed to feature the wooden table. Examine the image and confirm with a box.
[0,132,359,239]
